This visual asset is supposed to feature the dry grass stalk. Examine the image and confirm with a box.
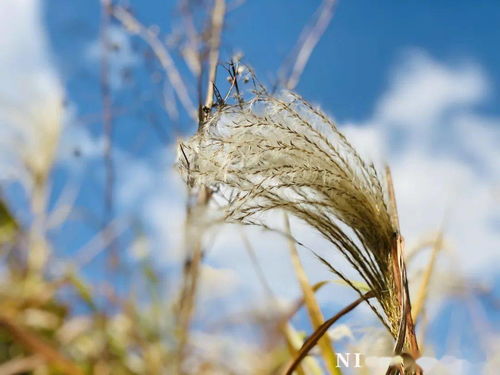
[203,0,226,111]
[0,199,18,247]
[411,230,444,322]
[278,281,330,328]
[282,0,337,90]
[0,354,44,374]
[284,291,374,375]
[174,2,226,373]
[178,90,421,366]
[285,214,341,375]
[240,230,321,375]
[282,324,321,375]
[0,316,84,375]
[112,6,197,119]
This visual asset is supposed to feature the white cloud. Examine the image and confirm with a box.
[0,0,64,184]
[57,119,105,164]
[198,264,240,300]
[0,0,56,86]
[342,50,500,276]
[376,50,488,127]
[453,113,500,177]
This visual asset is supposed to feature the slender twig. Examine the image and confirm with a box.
[100,0,114,221]
[385,166,400,232]
[240,230,275,298]
[412,230,444,321]
[278,281,330,329]
[203,0,226,112]
[113,6,197,119]
[74,217,127,267]
[27,174,49,273]
[284,0,336,89]
[284,214,341,375]
[284,291,375,375]
[386,167,420,359]
[239,229,318,375]
[100,0,122,275]
[175,3,226,372]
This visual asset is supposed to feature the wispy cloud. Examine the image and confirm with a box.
[376,50,488,127]
[343,50,499,276]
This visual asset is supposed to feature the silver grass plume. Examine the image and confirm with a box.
[177,91,419,359]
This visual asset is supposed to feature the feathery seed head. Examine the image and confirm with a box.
[178,91,415,353]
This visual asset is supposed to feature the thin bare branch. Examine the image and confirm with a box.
[285,214,341,375]
[74,217,127,267]
[100,0,114,223]
[284,291,374,375]
[240,230,275,298]
[113,6,197,119]
[175,2,226,372]
[284,0,336,90]
[412,230,444,321]
[203,0,226,112]
[385,165,400,232]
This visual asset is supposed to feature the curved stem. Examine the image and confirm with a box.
[285,291,374,375]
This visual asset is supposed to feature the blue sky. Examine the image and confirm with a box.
[1,0,499,373]
[226,0,500,120]
[44,0,500,123]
